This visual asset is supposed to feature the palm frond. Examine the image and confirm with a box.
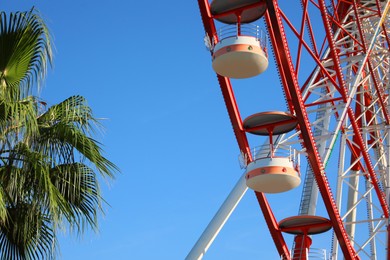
[36,96,118,178]
[0,7,118,260]
[37,122,117,178]
[0,8,52,100]
[0,96,39,142]
[37,95,95,129]
[50,163,102,233]
[0,204,56,260]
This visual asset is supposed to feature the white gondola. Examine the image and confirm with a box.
[242,111,301,193]
[212,35,268,79]
[207,0,268,79]
[246,156,301,193]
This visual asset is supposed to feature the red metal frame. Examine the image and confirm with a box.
[265,1,358,258]
[197,0,291,258]
[197,0,389,259]
[266,0,390,258]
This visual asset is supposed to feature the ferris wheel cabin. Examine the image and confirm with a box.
[209,0,269,79]
[242,112,301,193]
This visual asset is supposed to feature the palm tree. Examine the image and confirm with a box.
[0,8,118,259]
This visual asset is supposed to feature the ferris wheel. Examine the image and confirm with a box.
[187,0,390,259]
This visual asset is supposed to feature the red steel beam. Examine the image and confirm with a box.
[264,0,359,259]
[350,2,390,125]
[318,0,389,218]
[197,0,290,258]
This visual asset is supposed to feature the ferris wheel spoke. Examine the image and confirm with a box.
[271,0,390,259]
[193,0,389,259]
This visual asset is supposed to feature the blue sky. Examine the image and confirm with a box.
[1,1,333,259]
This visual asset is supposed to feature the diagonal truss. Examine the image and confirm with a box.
[268,0,390,259]
[195,0,389,259]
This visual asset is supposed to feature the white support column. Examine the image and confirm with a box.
[386,126,390,259]
[332,130,347,260]
[365,180,377,260]
[345,170,360,247]
[386,126,390,212]
[185,172,248,260]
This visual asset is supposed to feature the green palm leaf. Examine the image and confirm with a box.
[0,8,117,260]
[0,145,58,260]
[0,8,52,100]
[0,204,56,260]
[0,96,39,141]
[37,95,118,178]
[37,95,95,132]
[50,163,101,233]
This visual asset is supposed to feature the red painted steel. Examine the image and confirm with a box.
[254,191,291,258]
[318,0,389,219]
[351,2,390,125]
[197,0,389,259]
[197,0,291,258]
[264,0,359,258]
[292,235,312,260]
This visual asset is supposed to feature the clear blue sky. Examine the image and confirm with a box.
[1,1,333,259]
